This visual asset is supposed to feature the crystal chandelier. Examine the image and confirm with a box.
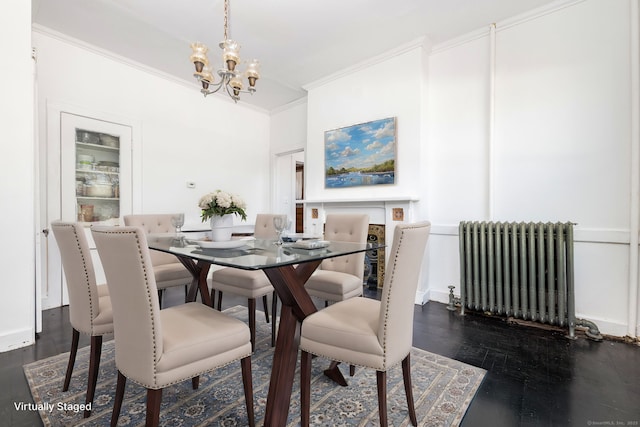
[189,0,260,103]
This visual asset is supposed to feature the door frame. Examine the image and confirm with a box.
[40,101,141,310]
[272,148,304,231]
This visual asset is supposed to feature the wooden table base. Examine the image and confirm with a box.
[323,361,348,387]
[176,257,212,307]
[173,255,339,426]
[262,261,320,427]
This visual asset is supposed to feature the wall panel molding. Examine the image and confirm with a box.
[429,223,633,245]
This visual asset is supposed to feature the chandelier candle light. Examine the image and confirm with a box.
[189,0,260,102]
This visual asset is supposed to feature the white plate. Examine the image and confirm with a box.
[189,237,254,249]
[292,240,331,249]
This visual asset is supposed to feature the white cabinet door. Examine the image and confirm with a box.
[42,110,133,309]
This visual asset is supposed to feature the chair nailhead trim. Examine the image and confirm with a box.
[379,227,408,368]
[134,231,159,384]
[122,351,252,389]
[97,228,160,385]
[67,224,98,333]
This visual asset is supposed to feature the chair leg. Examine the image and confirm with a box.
[84,335,102,418]
[146,388,163,427]
[401,354,418,426]
[183,284,188,303]
[263,294,270,323]
[62,328,80,391]
[157,290,163,308]
[111,371,126,427]
[240,356,255,427]
[216,290,223,311]
[349,365,356,376]
[376,370,388,427]
[248,298,256,351]
[271,292,278,347]
[300,350,312,427]
[192,376,200,390]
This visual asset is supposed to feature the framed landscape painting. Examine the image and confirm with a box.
[324,117,396,188]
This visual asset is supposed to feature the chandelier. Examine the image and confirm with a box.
[189,0,260,103]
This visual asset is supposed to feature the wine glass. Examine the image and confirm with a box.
[171,213,185,234]
[273,215,287,245]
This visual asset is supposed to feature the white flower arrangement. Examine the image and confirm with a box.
[198,190,247,222]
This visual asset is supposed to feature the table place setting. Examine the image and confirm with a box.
[186,235,255,249]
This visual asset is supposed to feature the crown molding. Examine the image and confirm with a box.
[303,36,429,91]
[31,24,269,114]
[269,96,307,116]
[431,0,584,54]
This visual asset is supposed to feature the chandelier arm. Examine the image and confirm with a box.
[203,85,225,96]
[196,77,226,96]
[223,82,240,102]
[231,87,256,95]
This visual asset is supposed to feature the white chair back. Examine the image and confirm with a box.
[254,213,286,238]
[377,222,431,366]
[123,214,180,266]
[92,225,163,385]
[321,214,369,279]
[51,221,101,334]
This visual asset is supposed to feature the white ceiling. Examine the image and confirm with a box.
[31,0,558,111]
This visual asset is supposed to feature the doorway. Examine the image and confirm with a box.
[295,161,304,233]
[273,150,304,233]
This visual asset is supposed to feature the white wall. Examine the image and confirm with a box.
[29,29,271,316]
[33,29,271,229]
[304,43,430,296]
[270,99,307,155]
[305,44,427,203]
[427,36,491,223]
[426,0,637,336]
[270,99,308,221]
[301,0,638,337]
[0,0,36,351]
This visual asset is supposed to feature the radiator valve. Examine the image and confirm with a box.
[575,318,604,342]
[446,285,459,311]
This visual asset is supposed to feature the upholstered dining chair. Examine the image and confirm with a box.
[304,213,370,305]
[123,214,192,307]
[209,213,286,350]
[299,221,431,427]
[92,225,255,427]
[51,221,114,418]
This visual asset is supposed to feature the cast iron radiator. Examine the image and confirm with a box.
[453,221,602,341]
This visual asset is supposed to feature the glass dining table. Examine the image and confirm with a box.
[147,234,383,426]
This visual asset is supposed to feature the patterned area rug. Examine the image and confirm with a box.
[24,305,485,426]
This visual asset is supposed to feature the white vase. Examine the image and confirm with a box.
[210,214,234,241]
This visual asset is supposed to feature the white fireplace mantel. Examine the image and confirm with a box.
[302,196,420,243]
[303,195,419,204]
[302,196,425,304]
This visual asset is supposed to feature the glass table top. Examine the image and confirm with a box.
[147,234,383,270]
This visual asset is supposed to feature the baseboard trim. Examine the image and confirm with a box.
[423,289,631,339]
[414,289,430,306]
[0,327,35,353]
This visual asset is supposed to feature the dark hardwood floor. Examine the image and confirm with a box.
[2,287,639,426]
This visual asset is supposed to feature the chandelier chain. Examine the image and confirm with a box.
[223,0,229,41]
